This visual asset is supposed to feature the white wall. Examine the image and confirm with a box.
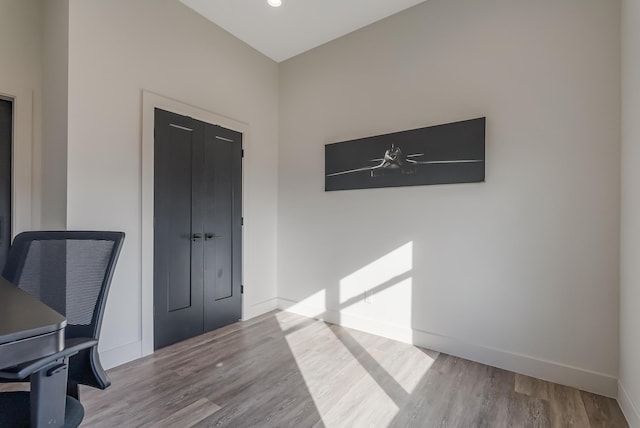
[3,0,625,403]
[0,0,41,234]
[278,0,621,396]
[66,0,279,367]
[41,0,68,230]
[620,0,640,425]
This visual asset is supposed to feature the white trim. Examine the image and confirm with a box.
[141,90,249,357]
[242,297,279,320]
[99,341,143,370]
[277,297,618,398]
[619,381,640,428]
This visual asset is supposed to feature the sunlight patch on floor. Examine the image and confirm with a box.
[348,327,437,394]
[278,318,398,426]
[275,311,438,427]
[272,241,432,426]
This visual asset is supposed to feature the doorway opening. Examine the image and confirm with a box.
[0,97,12,269]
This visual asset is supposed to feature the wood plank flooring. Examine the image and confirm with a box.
[1,311,628,427]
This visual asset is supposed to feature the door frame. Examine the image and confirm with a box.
[141,90,247,356]
[0,90,34,236]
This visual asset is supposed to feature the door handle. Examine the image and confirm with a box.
[191,233,203,242]
[204,233,218,240]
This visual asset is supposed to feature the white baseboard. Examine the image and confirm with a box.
[242,297,279,320]
[99,341,143,370]
[277,298,618,398]
[619,381,640,427]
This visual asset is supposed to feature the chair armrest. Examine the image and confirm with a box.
[0,338,98,380]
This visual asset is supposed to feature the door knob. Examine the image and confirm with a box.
[192,233,202,242]
[204,233,217,240]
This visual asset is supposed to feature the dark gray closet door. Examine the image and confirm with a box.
[154,108,205,349]
[153,108,242,350]
[0,99,12,270]
[202,124,242,331]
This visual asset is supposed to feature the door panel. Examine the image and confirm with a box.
[165,125,194,311]
[204,134,232,300]
[203,125,242,331]
[0,99,11,270]
[154,108,205,350]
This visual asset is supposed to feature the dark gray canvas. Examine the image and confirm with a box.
[325,117,485,191]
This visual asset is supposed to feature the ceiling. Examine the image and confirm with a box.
[179,0,428,63]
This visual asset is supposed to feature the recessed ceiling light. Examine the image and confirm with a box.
[267,0,282,7]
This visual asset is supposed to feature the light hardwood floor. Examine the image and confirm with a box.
[3,311,629,427]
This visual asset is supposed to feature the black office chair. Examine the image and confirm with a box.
[0,231,125,427]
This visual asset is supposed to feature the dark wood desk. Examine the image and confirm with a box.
[0,276,71,427]
[0,276,66,370]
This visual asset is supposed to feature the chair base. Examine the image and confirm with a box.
[0,391,84,428]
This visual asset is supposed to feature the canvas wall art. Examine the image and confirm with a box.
[325,117,485,191]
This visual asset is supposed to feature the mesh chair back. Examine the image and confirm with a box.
[2,231,125,340]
